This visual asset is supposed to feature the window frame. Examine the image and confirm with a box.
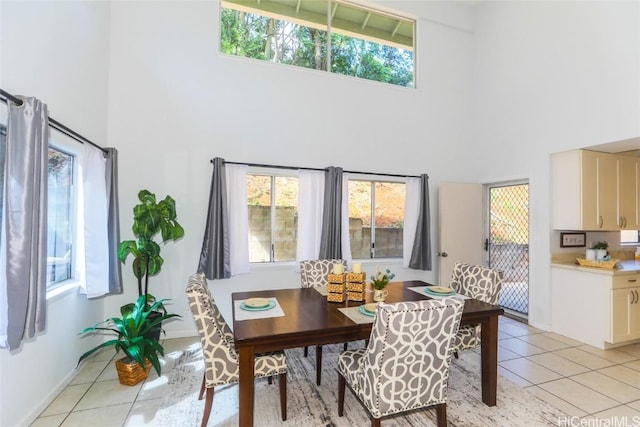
[621,229,640,245]
[46,131,80,293]
[219,0,417,88]
[348,175,406,260]
[0,109,85,299]
[247,167,299,264]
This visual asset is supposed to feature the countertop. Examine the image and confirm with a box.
[551,259,640,275]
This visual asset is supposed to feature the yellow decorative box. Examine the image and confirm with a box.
[327,273,346,284]
[327,292,345,303]
[346,282,365,292]
[327,283,345,293]
[347,272,366,283]
[347,291,364,302]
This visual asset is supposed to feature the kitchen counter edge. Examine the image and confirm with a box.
[551,260,640,276]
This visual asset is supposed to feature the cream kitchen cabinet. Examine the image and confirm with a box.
[552,149,637,230]
[618,156,639,229]
[611,277,640,342]
[553,149,616,230]
[552,266,640,349]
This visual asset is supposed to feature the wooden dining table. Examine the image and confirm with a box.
[232,280,504,427]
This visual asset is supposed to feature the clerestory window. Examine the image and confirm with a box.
[220,0,415,87]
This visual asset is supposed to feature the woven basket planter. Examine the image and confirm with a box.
[115,357,151,386]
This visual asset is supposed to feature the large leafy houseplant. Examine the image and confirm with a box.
[118,190,184,311]
[77,295,180,378]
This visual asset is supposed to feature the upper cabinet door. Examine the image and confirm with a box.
[579,150,600,230]
[618,156,638,229]
[597,153,618,230]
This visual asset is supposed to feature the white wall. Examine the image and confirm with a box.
[2,1,638,425]
[472,1,640,329]
[0,2,111,426]
[104,0,477,327]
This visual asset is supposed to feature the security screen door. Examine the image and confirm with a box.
[488,182,530,316]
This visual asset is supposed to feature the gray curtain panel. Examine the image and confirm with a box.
[105,147,123,294]
[5,96,49,350]
[409,174,432,270]
[198,157,231,279]
[319,166,343,259]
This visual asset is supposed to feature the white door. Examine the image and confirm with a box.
[438,183,485,284]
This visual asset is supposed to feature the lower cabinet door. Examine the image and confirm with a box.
[611,288,640,343]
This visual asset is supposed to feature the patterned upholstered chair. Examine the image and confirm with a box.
[300,259,347,289]
[338,299,464,427]
[299,259,348,385]
[449,262,504,355]
[186,273,287,427]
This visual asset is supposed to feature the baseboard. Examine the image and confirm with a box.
[163,329,199,340]
[20,365,78,427]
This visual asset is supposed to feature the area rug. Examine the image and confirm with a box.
[157,342,566,426]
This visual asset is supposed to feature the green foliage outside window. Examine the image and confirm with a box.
[220,7,414,87]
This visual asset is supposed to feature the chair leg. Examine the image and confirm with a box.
[436,403,447,427]
[304,346,308,357]
[338,373,346,417]
[201,387,215,427]
[343,342,348,351]
[268,376,273,385]
[316,345,323,385]
[198,374,206,400]
[371,418,381,427]
[279,373,287,421]
[453,351,459,359]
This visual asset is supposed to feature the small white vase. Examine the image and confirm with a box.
[373,288,388,302]
[596,249,607,260]
[585,249,596,260]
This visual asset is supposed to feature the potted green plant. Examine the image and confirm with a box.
[592,241,609,260]
[370,268,395,301]
[77,294,180,385]
[118,190,184,325]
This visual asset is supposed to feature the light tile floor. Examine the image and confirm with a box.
[31,317,640,426]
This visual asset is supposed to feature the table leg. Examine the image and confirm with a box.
[238,345,255,426]
[480,314,499,406]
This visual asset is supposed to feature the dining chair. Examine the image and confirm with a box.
[338,299,464,427]
[449,262,504,356]
[299,258,348,386]
[186,273,288,427]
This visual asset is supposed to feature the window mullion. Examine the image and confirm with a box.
[270,176,276,262]
[370,181,375,259]
[326,0,333,72]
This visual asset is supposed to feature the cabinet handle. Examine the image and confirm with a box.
[624,217,627,228]
[629,279,637,283]
[599,216,603,228]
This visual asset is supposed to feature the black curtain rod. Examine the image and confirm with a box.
[0,88,108,154]
[211,159,421,179]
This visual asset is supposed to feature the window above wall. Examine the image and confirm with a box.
[348,179,406,259]
[245,170,407,264]
[220,0,416,87]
